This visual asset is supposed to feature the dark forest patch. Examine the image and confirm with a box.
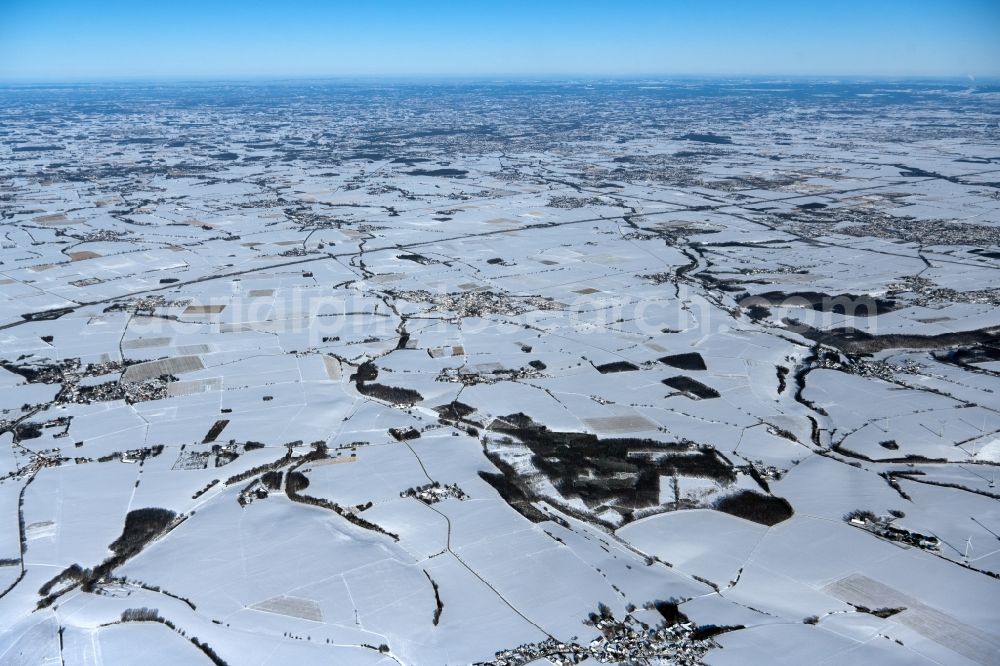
[658,353,707,371]
[679,133,732,145]
[12,145,65,152]
[397,253,434,264]
[489,413,734,512]
[594,361,639,374]
[202,420,229,443]
[662,376,720,399]
[39,507,178,605]
[357,382,423,405]
[479,459,549,524]
[793,323,1000,355]
[713,490,793,526]
[108,508,177,559]
[433,400,476,421]
[740,291,896,316]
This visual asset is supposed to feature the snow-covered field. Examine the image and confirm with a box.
[1,80,999,665]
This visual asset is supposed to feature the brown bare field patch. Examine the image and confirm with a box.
[182,304,226,315]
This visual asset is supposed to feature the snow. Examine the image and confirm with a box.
[2,80,999,665]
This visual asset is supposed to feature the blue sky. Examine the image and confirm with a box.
[1,0,998,81]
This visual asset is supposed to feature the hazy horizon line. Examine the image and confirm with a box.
[1,72,996,87]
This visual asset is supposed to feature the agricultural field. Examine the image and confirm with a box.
[0,80,999,665]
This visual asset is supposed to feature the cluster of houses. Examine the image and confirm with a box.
[400,481,468,505]
[816,353,921,382]
[480,612,715,665]
[847,513,940,551]
[436,364,544,386]
[3,356,169,406]
[389,287,562,319]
